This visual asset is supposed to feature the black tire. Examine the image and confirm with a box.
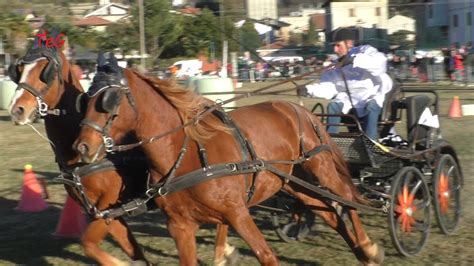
[270,198,315,242]
[388,166,431,257]
[433,154,462,235]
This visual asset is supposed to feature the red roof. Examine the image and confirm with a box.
[74,16,112,27]
[179,7,201,15]
[259,41,286,50]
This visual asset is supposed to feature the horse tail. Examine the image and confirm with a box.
[305,111,372,206]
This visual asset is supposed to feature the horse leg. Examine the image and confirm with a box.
[301,153,384,265]
[346,209,384,265]
[214,224,239,266]
[224,208,278,266]
[82,218,127,266]
[109,217,149,265]
[167,219,199,266]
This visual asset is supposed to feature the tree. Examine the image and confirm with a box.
[0,12,31,55]
[388,30,416,50]
[179,9,219,57]
[238,21,261,55]
[130,0,183,65]
[303,19,318,46]
[97,22,138,55]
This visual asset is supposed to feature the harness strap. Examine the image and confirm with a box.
[197,142,210,168]
[264,164,382,212]
[54,158,150,219]
[81,118,106,134]
[211,109,259,202]
[54,159,117,216]
[151,160,265,196]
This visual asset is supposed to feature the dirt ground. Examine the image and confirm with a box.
[0,82,473,265]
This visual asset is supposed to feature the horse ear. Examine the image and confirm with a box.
[49,29,59,51]
[109,52,118,66]
[97,51,106,67]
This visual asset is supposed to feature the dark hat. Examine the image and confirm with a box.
[331,27,358,43]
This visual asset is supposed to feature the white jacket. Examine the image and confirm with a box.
[306,45,393,114]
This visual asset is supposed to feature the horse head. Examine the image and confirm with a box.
[75,52,135,163]
[8,36,80,125]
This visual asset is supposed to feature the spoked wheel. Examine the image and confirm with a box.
[270,197,315,242]
[388,166,431,257]
[433,154,462,235]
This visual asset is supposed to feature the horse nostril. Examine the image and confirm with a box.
[76,142,89,155]
[13,106,24,117]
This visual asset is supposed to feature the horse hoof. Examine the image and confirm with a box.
[365,243,384,266]
[225,248,240,266]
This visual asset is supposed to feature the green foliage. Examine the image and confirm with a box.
[97,22,138,54]
[238,21,261,55]
[289,32,303,46]
[388,30,416,50]
[303,19,318,46]
[0,12,31,55]
[130,0,183,65]
[179,9,219,57]
[164,10,241,60]
[220,16,240,53]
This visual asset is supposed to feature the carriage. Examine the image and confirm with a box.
[266,83,463,256]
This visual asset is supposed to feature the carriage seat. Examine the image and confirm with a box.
[403,94,433,146]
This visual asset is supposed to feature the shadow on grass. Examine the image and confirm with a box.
[0,115,11,122]
[0,196,94,265]
[11,168,59,180]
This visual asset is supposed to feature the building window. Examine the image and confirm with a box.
[468,12,472,26]
[453,14,458,27]
[428,5,433,19]
[349,8,355,17]
[375,7,381,16]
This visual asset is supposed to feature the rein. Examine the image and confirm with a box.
[112,68,324,152]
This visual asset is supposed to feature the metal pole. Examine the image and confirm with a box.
[138,0,146,69]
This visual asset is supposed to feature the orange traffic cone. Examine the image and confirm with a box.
[448,96,462,118]
[53,196,87,238]
[16,164,48,212]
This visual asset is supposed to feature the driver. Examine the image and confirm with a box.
[298,27,393,140]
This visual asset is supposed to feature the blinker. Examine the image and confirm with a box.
[100,87,122,113]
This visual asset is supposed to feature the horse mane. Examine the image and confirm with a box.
[126,69,230,142]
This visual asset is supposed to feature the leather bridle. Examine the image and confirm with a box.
[13,50,64,117]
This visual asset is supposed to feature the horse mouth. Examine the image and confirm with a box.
[10,109,38,126]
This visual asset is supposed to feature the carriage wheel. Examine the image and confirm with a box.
[388,166,431,257]
[270,200,316,243]
[433,154,462,235]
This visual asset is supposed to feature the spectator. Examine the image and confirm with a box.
[453,49,464,85]
[466,42,474,85]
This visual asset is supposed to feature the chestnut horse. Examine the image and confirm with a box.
[75,66,385,265]
[8,46,151,264]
